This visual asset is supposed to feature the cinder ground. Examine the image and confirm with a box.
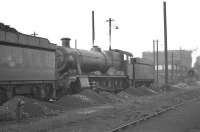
[1,82,200,132]
[124,98,200,132]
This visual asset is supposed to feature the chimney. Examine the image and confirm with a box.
[61,38,71,48]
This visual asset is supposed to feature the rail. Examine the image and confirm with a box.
[107,97,200,132]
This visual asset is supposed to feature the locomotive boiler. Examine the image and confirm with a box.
[56,38,124,74]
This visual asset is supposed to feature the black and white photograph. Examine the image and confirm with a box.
[1,0,200,131]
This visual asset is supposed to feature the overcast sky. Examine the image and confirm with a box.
[1,0,200,63]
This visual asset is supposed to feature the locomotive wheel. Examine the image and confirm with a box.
[0,88,7,104]
[32,86,49,100]
[40,87,47,99]
[69,80,81,94]
[6,86,14,100]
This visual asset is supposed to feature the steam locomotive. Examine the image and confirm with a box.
[0,23,154,104]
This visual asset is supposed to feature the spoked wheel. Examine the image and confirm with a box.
[32,86,49,100]
[69,80,81,94]
[0,88,8,104]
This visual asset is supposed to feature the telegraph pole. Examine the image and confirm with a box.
[153,40,156,84]
[171,52,174,83]
[179,47,182,80]
[156,40,159,87]
[75,39,77,49]
[163,1,168,87]
[106,18,114,50]
[153,40,156,71]
[92,11,95,46]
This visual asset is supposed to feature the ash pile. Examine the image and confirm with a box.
[0,96,64,121]
[0,86,157,121]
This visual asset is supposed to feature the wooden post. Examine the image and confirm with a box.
[171,52,174,83]
[153,40,156,81]
[156,40,159,87]
[92,11,95,46]
[163,1,169,88]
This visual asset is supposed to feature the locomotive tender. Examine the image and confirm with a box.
[0,23,154,103]
[0,24,56,103]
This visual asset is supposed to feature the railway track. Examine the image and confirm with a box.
[107,97,200,132]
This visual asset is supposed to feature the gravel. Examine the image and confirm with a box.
[125,86,156,96]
